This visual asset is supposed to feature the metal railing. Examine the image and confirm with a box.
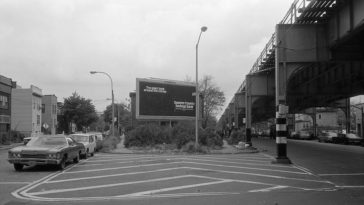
[249,33,276,74]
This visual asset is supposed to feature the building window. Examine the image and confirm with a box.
[318,114,321,119]
[37,115,40,125]
[42,104,45,113]
[0,95,9,109]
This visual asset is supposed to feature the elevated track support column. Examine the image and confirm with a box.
[274,105,291,164]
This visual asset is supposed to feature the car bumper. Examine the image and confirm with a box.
[8,158,61,166]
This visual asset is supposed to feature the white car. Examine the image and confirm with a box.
[70,133,96,158]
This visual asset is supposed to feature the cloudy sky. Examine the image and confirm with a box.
[1,0,295,116]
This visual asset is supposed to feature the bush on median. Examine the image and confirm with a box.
[124,122,223,151]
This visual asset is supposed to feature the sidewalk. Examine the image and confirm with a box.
[109,137,258,154]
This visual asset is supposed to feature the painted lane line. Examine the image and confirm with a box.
[87,156,173,163]
[183,161,308,175]
[178,157,299,169]
[77,158,166,167]
[249,185,288,192]
[185,155,272,162]
[319,173,364,176]
[293,165,315,175]
[259,153,276,160]
[12,169,64,200]
[336,185,364,188]
[46,167,186,183]
[188,167,333,184]
[20,191,240,202]
[63,161,181,174]
[28,175,214,196]
[14,161,88,200]
[0,182,31,185]
[124,179,234,197]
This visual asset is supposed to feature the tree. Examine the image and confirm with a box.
[58,92,98,133]
[199,75,225,129]
[104,103,131,134]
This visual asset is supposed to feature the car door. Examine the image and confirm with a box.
[90,135,96,152]
[66,138,77,160]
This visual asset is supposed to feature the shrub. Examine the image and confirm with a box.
[227,129,245,145]
[199,127,223,148]
[181,141,209,153]
[124,123,172,148]
[124,121,223,150]
[101,135,121,151]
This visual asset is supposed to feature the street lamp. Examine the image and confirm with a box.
[90,71,115,137]
[195,26,208,149]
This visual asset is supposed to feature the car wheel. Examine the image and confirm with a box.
[73,153,80,163]
[58,157,66,170]
[14,164,24,171]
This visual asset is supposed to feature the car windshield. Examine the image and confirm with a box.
[71,135,89,142]
[27,136,67,147]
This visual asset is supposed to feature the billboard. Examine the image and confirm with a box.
[136,78,196,120]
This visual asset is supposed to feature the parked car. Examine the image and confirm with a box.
[70,133,97,158]
[8,134,85,171]
[23,137,33,145]
[294,130,313,140]
[289,131,298,139]
[317,131,337,143]
[334,133,363,145]
[92,132,104,151]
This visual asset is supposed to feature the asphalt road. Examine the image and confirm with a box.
[252,137,364,187]
[0,139,363,205]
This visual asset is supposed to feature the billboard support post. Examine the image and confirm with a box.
[195,26,208,149]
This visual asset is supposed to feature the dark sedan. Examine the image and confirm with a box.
[333,133,363,145]
[8,134,85,171]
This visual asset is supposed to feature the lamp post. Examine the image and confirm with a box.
[90,71,115,137]
[195,26,208,149]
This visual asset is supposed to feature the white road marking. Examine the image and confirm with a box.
[46,167,185,183]
[249,185,288,192]
[183,161,307,175]
[12,161,86,200]
[319,173,364,176]
[87,156,171,163]
[335,185,364,188]
[185,155,272,162]
[259,153,276,160]
[293,165,315,175]
[18,191,240,202]
[187,167,333,184]
[28,175,215,196]
[64,161,180,174]
[11,153,338,202]
[77,158,164,166]
[178,157,298,168]
[0,182,30,185]
[124,180,234,197]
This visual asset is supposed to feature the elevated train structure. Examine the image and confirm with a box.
[218,0,364,163]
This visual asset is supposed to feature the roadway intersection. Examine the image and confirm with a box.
[1,140,364,205]
[10,153,336,203]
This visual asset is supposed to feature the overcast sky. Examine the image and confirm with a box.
[1,0,296,116]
